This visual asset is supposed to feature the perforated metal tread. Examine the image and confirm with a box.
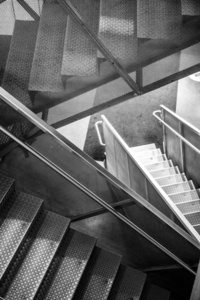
[140,283,170,300]
[2,20,38,108]
[139,154,167,165]
[182,0,200,16]
[74,247,121,300]
[36,229,96,300]
[131,148,162,159]
[98,0,137,61]
[108,265,146,300]
[150,167,179,179]
[129,144,156,154]
[177,200,200,215]
[61,0,100,77]
[29,1,67,92]
[156,173,186,186]
[168,190,200,204]
[144,160,172,172]
[0,174,14,209]
[0,192,43,282]
[137,0,182,41]
[162,181,194,195]
[4,211,70,300]
[184,212,200,226]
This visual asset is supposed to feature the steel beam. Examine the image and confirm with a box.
[16,0,40,20]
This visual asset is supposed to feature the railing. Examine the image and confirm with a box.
[0,87,198,275]
[153,105,200,188]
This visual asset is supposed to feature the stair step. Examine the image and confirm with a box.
[144,160,172,172]
[150,167,179,179]
[182,0,200,16]
[184,212,200,226]
[137,0,182,40]
[177,200,200,215]
[131,148,162,159]
[98,0,137,61]
[0,192,43,282]
[61,0,99,77]
[108,265,146,300]
[130,144,156,154]
[74,247,121,300]
[156,174,186,186]
[2,20,38,108]
[139,154,167,165]
[36,229,96,300]
[168,190,200,204]
[193,225,200,235]
[141,283,170,300]
[162,181,194,195]
[29,1,67,92]
[0,174,14,209]
[3,211,70,300]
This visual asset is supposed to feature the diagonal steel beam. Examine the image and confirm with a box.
[57,0,141,95]
[16,0,40,21]
[71,198,136,222]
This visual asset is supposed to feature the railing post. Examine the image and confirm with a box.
[179,121,185,173]
[161,107,167,155]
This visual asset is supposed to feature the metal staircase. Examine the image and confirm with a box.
[130,143,200,237]
[0,173,172,300]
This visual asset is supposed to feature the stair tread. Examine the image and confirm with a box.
[4,211,70,300]
[98,0,137,61]
[2,20,38,108]
[168,189,200,204]
[139,154,166,165]
[156,174,186,186]
[37,229,96,300]
[130,144,156,153]
[137,0,182,40]
[162,181,193,195]
[131,148,162,159]
[150,167,179,178]
[0,174,14,209]
[0,192,43,281]
[184,211,200,226]
[61,0,99,77]
[144,160,172,172]
[74,247,121,300]
[108,265,146,300]
[29,1,67,92]
[177,200,200,215]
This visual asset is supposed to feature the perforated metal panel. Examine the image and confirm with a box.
[156,174,185,186]
[150,167,179,179]
[137,0,182,41]
[29,1,67,92]
[108,265,146,300]
[12,0,40,20]
[98,0,137,61]
[4,211,70,300]
[162,181,193,195]
[169,190,199,204]
[132,148,162,159]
[61,0,100,77]
[37,229,96,300]
[0,192,43,281]
[0,174,14,209]
[74,247,121,300]
[139,154,166,165]
[0,0,15,35]
[184,212,200,226]
[144,161,171,172]
[182,0,200,15]
[142,284,170,300]
[177,200,200,215]
[193,225,200,235]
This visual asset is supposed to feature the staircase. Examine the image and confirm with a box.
[0,172,174,299]
[130,143,200,238]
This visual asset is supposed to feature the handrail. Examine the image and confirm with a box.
[0,124,196,276]
[1,85,197,245]
[153,110,200,156]
[95,121,105,146]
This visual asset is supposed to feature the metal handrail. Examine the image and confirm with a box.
[0,124,196,276]
[153,110,200,156]
[95,120,105,146]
